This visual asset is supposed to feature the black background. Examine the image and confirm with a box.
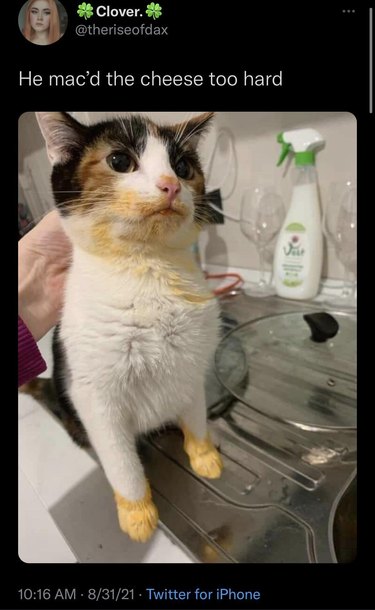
[10,1,372,609]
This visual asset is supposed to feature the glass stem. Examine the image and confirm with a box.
[258,246,266,287]
[341,266,353,298]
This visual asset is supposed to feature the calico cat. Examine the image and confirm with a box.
[34,111,223,542]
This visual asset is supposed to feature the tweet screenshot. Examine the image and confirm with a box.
[13,2,372,610]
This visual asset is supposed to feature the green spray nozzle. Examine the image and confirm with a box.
[276,129,325,168]
[276,133,291,166]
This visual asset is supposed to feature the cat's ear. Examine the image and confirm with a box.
[178,112,215,149]
[35,112,87,165]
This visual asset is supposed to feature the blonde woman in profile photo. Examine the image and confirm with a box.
[22,0,62,45]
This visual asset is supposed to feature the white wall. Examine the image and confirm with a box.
[18,113,55,222]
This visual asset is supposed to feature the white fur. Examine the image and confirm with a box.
[61,248,220,501]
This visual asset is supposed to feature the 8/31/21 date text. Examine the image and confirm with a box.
[18,588,136,601]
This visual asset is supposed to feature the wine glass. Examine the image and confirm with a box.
[240,186,285,297]
[323,180,357,309]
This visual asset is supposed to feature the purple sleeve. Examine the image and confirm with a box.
[18,316,47,387]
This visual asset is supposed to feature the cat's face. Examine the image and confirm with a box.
[36,112,214,255]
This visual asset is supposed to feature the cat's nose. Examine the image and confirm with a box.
[156,177,181,204]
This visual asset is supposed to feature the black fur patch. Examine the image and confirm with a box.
[52,114,149,216]
[157,125,203,178]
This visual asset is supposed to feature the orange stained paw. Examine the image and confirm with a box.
[114,483,159,543]
[183,429,223,479]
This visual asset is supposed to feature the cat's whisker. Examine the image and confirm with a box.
[174,112,195,145]
[173,115,186,144]
[179,116,210,148]
[129,115,135,143]
[118,114,136,145]
[193,202,213,214]
[174,118,187,145]
[53,200,93,210]
[193,195,215,207]
[54,192,122,205]
[192,197,216,225]
[193,213,213,226]
[119,116,131,143]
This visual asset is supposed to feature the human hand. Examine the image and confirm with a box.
[18,210,72,341]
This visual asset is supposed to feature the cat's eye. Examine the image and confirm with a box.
[175,158,193,180]
[107,152,136,173]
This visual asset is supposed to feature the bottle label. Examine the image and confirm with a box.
[278,223,308,287]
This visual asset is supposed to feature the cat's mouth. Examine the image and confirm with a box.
[145,201,188,218]
[156,208,177,216]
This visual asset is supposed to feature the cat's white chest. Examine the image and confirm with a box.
[61,250,220,431]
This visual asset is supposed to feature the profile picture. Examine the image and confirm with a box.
[18,0,68,45]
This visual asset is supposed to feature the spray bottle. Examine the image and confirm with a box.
[273,128,325,300]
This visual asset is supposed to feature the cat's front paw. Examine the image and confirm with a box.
[184,434,223,479]
[118,502,159,542]
[189,445,223,478]
[114,484,159,542]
